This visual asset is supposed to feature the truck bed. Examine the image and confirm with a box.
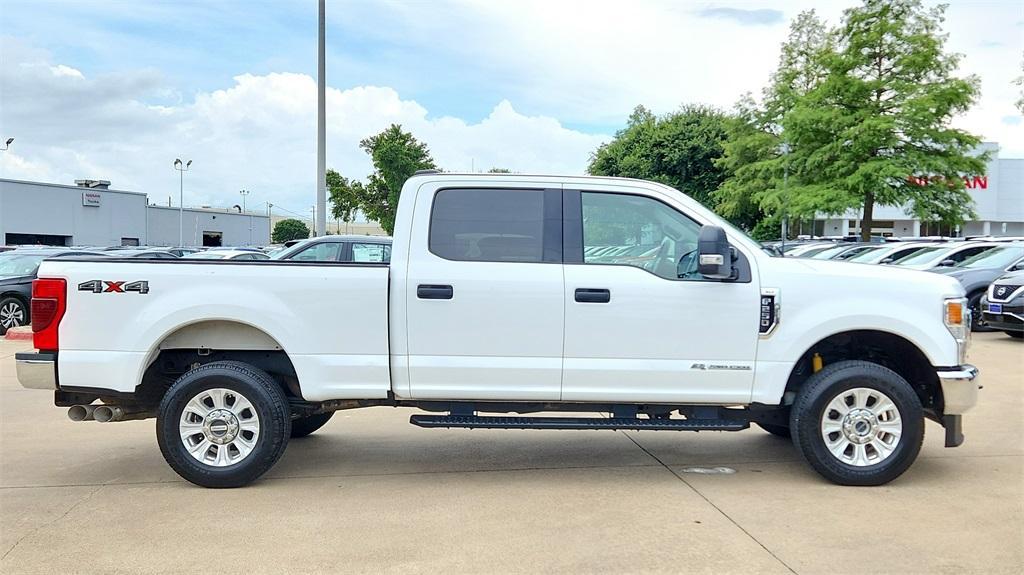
[39,258,391,401]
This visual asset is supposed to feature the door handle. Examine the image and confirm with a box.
[417,284,453,300]
[575,288,611,303]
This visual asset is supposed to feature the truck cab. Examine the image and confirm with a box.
[16,173,979,488]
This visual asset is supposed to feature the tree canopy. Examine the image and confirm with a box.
[717,2,985,241]
[329,124,437,235]
[588,104,732,210]
[272,218,310,243]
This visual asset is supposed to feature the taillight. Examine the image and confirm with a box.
[32,278,66,351]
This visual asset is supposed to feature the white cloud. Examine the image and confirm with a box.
[0,40,607,217]
[50,64,83,79]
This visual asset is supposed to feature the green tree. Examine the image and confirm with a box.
[329,124,437,235]
[487,167,512,173]
[272,218,310,243]
[588,104,732,210]
[715,10,833,235]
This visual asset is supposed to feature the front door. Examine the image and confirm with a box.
[404,185,565,400]
[561,188,761,404]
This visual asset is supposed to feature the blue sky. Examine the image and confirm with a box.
[1,0,1021,217]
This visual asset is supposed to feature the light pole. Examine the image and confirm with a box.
[267,202,274,244]
[315,0,327,237]
[0,137,13,151]
[240,190,251,245]
[173,159,192,246]
[779,142,790,252]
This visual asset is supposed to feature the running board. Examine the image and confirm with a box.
[409,414,748,431]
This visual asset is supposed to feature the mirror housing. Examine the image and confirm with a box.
[697,225,735,280]
[938,259,956,267]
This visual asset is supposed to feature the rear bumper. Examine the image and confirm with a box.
[15,352,58,390]
[936,364,979,448]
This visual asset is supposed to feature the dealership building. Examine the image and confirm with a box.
[0,178,270,247]
[818,143,1024,238]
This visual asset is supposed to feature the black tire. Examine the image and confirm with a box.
[756,422,791,438]
[0,296,28,336]
[157,361,291,488]
[967,291,993,332]
[1006,331,1024,339]
[291,412,335,438]
[790,360,924,486]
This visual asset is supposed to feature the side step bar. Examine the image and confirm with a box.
[409,414,748,431]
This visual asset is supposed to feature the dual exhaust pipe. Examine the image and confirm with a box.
[67,404,153,423]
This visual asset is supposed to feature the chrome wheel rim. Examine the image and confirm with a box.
[1,302,25,329]
[820,387,902,467]
[179,388,260,467]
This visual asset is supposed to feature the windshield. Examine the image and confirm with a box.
[0,254,46,277]
[843,246,887,262]
[810,245,853,259]
[956,246,1024,269]
[893,246,948,266]
[185,252,227,259]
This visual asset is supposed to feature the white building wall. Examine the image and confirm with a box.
[0,179,147,246]
[146,206,270,247]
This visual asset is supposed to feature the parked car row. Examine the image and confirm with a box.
[0,236,393,334]
[770,237,1024,338]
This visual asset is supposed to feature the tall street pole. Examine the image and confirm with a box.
[316,0,327,237]
[174,159,192,246]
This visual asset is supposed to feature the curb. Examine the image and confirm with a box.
[4,326,32,341]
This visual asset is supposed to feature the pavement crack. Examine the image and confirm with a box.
[1,483,105,562]
[620,431,799,575]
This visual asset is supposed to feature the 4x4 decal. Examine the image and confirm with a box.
[78,280,149,294]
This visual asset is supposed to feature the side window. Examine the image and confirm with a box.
[430,188,548,262]
[581,192,703,280]
[950,247,986,263]
[290,242,342,262]
[352,243,391,263]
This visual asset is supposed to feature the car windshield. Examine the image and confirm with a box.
[0,254,47,277]
[842,246,887,262]
[956,246,1024,269]
[185,252,227,259]
[893,246,948,266]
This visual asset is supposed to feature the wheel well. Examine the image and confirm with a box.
[135,321,300,408]
[784,330,942,413]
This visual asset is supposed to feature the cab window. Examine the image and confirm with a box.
[581,192,705,280]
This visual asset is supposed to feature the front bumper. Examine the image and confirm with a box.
[15,352,58,390]
[981,299,1024,333]
[936,364,980,448]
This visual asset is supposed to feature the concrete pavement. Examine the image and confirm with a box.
[1,334,1021,574]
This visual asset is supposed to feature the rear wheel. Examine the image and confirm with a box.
[790,360,924,486]
[0,296,27,335]
[157,361,291,488]
[291,412,335,438]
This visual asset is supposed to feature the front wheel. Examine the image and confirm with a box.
[157,361,292,488]
[790,360,924,486]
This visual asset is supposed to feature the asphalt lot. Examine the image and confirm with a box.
[0,334,1021,574]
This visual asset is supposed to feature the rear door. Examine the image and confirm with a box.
[402,184,564,400]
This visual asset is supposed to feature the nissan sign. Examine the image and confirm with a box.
[82,192,102,207]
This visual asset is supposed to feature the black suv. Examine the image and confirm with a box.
[980,270,1024,339]
[0,249,105,335]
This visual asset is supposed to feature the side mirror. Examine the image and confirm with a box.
[880,258,894,264]
[697,225,735,280]
[938,259,956,267]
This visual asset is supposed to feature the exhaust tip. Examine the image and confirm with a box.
[67,405,96,422]
[93,405,116,423]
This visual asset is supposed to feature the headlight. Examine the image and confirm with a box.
[944,297,970,364]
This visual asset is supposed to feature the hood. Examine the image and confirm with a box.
[764,257,964,298]
[0,274,34,287]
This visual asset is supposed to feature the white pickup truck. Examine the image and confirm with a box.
[17,173,979,487]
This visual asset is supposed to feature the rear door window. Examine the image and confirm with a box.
[429,188,552,263]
